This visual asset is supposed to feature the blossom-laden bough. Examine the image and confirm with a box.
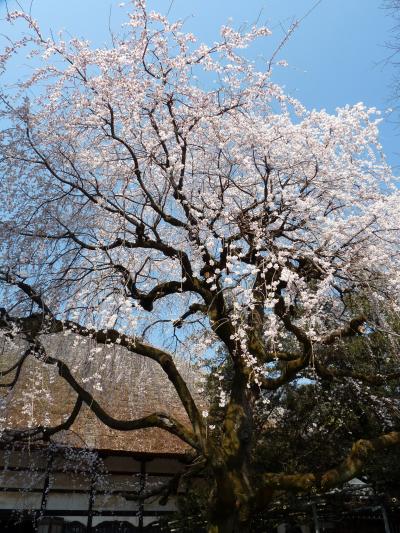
[0,2,400,531]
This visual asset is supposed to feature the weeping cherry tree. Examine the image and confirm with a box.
[1,2,400,532]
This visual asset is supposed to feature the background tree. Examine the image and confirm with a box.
[1,2,400,532]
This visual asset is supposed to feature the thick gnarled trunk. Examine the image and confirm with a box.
[206,470,275,533]
[206,464,255,533]
[207,516,251,533]
[205,368,256,532]
[205,479,253,531]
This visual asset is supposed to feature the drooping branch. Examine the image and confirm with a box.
[1,395,83,444]
[25,127,141,229]
[0,346,30,389]
[261,431,400,493]
[136,280,199,312]
[24,230,195,281]
[0,270,204,435]
[274,296,312,348]
[112,262,207,311]
[261,309,369,390]
[0,331,200,449]
[0,308,205,445]
[103,102,188,230]
[42,351,199,450]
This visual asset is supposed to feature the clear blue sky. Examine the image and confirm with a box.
[1,0,399,167]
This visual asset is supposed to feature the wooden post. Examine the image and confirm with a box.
[138,460,146,533]
[381,505,391,533]
[36,450,54,531]
[312,503,321,533]
[87,475,96,533]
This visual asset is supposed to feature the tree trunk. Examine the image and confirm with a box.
[207,516,251,533]
[206,365,257,532]
[206,471,253,533]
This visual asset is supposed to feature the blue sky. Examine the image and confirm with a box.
[1,0,398,166]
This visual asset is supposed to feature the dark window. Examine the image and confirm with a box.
[64,521,87,533]
[37,517,65,533]
[94,521,137,533]
[0,514,34,533]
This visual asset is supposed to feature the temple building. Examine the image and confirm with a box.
[0,334,197,532]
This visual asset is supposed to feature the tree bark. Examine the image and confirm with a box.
[207,490,251,533]
[206,468,253,533]
[207,517,251,533]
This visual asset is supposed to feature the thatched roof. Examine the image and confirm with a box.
[0,334,200,455]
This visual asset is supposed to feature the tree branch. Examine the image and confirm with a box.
[173,303,207,328]
[0,309,205,446]
[0,271,52,315]
[0,346,30,388]
[46,352,199,449]
[315,360,400,385]
[261,431,400,493]
[1,396,83,444]
[320,316,366,345]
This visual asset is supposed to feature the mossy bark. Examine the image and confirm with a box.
[207,470,252,533]
[206,387,256,533]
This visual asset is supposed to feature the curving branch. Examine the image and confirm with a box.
[260,355,310,390]
[112,262,206,311]
[274,296,312,349]
[314,360,400,385]
[0,346,31,389]
[0,271,52,315]
[1,268,204,424]
[0,307,205,446]
[42,351,199,450]
[22,230,194,281]
[1,396,83,444]
[0,334,200,450]
[261,431,400,493]
[257,296,314,390]
[173,303,208,328]
[320,316,366,345]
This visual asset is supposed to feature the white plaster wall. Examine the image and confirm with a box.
[46,492,90,510]
[52,472,90,490]
[0,469,45,489]
[104,472,142,491]
[93,493,138,512]
[0,451,182,523]
[0,491,41,509]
